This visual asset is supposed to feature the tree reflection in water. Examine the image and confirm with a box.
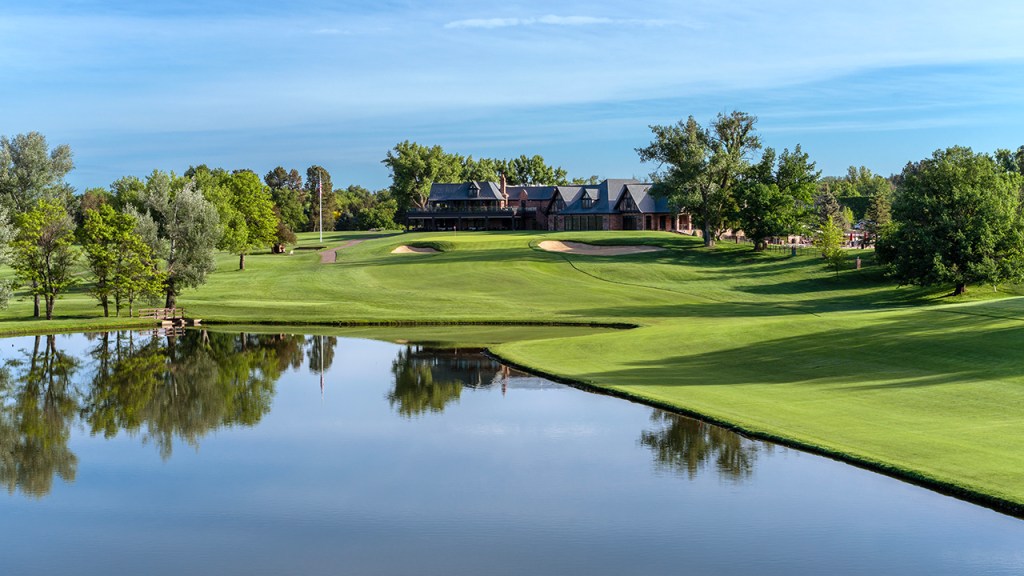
[0,330,311,497]
[0,335,80,498]
[639,410,764,481]
[388,346,464,417]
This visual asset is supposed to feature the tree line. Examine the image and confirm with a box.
[0,133,403,319]
[638,111,1024,294]
[4,124,1024,320]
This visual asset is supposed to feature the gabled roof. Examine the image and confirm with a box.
[427,179,678,215]
[561,179,641,215]
[617,183,672,213]
[428,181,503,202]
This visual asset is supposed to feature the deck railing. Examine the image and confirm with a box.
[138,307,186,320]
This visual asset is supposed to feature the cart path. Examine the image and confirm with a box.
[319,239,367,264]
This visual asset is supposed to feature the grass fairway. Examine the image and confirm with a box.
[2,230,1023,513]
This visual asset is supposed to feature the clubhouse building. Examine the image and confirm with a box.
[406,177,693,233]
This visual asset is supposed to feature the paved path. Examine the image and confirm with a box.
[319,239,366,264]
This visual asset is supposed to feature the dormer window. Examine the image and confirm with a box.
[582,196,593,209]
[468,182,480,198]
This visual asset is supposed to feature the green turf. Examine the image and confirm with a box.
[2,229,1023,512]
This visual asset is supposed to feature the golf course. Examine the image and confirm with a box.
[2,229,1023,515]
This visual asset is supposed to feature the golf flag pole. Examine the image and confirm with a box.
[318,172,323,243]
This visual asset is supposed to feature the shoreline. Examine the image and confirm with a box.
[1,317,1021,519]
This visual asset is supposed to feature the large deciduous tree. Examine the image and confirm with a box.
[382,141,464,214]
[502,154,569,185]
[637,111,761,247]
[877,147,1024,295]
[11,198,78,319]
[219,171,278,270]
[736,145,819,251]
[81,204,164,317]
[0,132,74,215]
[264,167,306,233]
[135,171,221,309]
[0,132,75,316]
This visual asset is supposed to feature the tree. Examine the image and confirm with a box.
[272,207,297,247]
[112,230,165,318]
[81,204,164,317]
[264,167,306,233]
[305,165,338,234]
[461,156,502,183]
[0,132,75,317]
[80,205,120,317]
[218,171,278,270]
[502,154,569,185]
[815,215,846,277]
[11,198,78,319]
[813,188,849,230]
[736,145,819,251]
[0,132,74,215]
[135,171,221,308]
[995,145,1024,174]
[357,196,398,230]
[109,175,146,212]
[637,111,761,247]
[877,147,1024,295]
[382,141,464,214]
[0,205,13,310]
[863,191,892,246]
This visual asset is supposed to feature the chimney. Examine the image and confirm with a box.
[500,173,508,208]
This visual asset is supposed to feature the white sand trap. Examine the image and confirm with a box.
[391,245,440,254]
[538,240,666,256]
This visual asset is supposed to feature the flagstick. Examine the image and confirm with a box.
[318,171,323,244]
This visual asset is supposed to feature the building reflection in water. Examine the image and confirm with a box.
[387,345,557,418]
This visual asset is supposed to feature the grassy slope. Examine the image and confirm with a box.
[2,230,1023,510]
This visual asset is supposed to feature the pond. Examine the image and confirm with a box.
[0,329,1022,575]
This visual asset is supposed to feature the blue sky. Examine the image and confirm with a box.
[3,0,1024,191]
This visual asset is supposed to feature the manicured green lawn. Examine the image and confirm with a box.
[2,230,1023,512]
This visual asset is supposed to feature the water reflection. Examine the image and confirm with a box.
[1,330,320,497]
[1,332,770,499]
[639,410,764,481]
[388,346,466,417]
[0,335,80,498]
[387,346,540,417]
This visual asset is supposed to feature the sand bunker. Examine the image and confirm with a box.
[391,245,441,254]
[538,240,665,256]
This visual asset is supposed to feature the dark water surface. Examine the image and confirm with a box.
[0,330,1021,575]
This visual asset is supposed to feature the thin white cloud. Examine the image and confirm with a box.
[444,15,669,29]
